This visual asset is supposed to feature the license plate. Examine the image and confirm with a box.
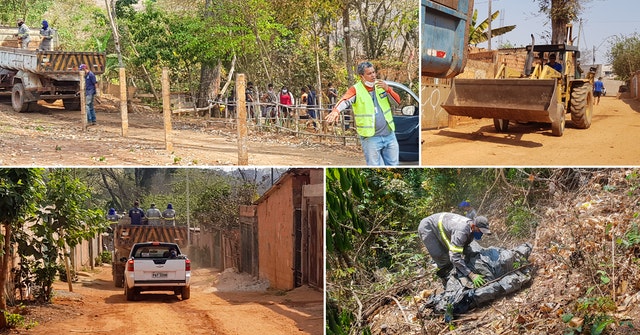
[152,272,168,278]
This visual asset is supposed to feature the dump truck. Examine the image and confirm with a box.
[0,26,105,112]
[111,218,188,288]
[422,0,474,78]
[441,28,595,136]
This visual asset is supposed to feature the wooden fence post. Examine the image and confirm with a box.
[236,74,248,165]
[162,67,173,151]
[119,67,129,137]
[80,70,86,130]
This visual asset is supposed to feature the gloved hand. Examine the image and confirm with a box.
[469,273,485,288]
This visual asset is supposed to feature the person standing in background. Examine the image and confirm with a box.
[79,63,98,125]
[15,19,31,49]
[39,20,54,51]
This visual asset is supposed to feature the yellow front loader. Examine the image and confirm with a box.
[442,32,594,137]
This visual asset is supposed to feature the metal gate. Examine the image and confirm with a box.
[301,184,323,288]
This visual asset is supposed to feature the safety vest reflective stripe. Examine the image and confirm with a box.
[438,213,464,253]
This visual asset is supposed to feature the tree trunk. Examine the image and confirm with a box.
[0,224,11,328]
[197,64,220,108]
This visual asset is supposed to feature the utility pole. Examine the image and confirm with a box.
[487,0,492,50]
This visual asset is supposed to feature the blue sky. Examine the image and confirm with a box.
[472,0,640,65]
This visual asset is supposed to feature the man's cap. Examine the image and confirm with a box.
[151,203,156,207]
[79,64,87,70]
[167,203,173,209]
[459,200,471,207]
[474,216,491,234]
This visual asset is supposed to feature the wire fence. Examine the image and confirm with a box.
[179,98,360,146]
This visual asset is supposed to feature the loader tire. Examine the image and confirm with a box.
[570,82,593,129]
[493,119,509,133]
[551,103,565,137]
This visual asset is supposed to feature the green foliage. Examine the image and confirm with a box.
[617,223,640,248]
[469,9,516,45]
[4,309,37,329]
[608,34,640,81]
[505,199,537,238]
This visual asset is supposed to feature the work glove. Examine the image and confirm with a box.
[469,273,485,288]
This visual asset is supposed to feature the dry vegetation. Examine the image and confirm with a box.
[367,169,640,334]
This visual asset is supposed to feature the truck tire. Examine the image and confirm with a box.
[125,285,136,301]
[181,286,190,300]
[493,119,509,132]
[569,81,593,129]
[12,83,33,112]
[63,98,81,111]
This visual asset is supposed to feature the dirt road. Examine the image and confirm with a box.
[0,96,362,166]
[13,265,322,335]
[422,95,640,166]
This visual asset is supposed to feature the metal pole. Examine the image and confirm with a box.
[186,169,190,245]
[487,0,492,50]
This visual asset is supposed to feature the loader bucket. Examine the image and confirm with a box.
[442,78,559,124]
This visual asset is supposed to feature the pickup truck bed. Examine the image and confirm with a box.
[124,242,191,301]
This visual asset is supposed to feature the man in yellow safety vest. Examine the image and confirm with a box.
[326,61,401,166]
[418,212,492,287]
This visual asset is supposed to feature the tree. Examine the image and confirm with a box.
[469,10,516,45]
[34,169,106,298]
[536,0,590,44]
[0,168,44,328]
[608,34,640,82]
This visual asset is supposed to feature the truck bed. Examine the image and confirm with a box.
[0,46,105,77]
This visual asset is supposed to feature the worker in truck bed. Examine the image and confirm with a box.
[15,19,31,49]
[162,203,176,226]
[39,20,53,51]
[146,203,162,225]
[129,201,145,225]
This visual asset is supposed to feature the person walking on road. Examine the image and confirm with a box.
[326,61,401,166]
[79,64,98,125]
[418,212,492,287]
[594,77,605,105]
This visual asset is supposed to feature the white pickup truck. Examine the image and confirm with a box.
[123,242,191,301]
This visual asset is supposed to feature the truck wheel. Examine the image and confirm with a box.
[493,119,509,132]
[551,103,565,137]
[181,286,190,300]
[570,82,593,129]
[125,285,136,301]
[12,83,32,112]
[63,98,81,111]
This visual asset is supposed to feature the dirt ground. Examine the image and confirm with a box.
[0,95,363,166]
[422,94,640,166]
[5,265,323,335]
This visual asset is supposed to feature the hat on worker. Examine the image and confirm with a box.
[79,64,87,70]
[167,203,173,209]
[473,216,491,234]
[459,200,471,207]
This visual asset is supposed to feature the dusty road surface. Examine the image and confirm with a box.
[422,95,640,166]
[0,96,362,166]
[10,265,323,335]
